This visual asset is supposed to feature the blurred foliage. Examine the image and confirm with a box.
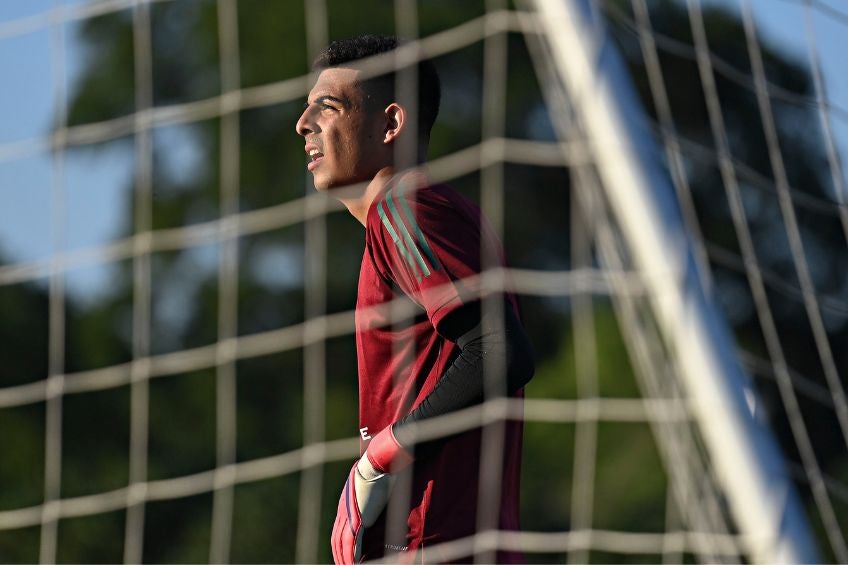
[1,0,846,562]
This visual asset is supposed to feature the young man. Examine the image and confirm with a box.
[295,35,534,564]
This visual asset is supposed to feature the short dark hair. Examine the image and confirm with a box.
[313,34,441,140]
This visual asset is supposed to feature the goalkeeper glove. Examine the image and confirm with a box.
[330,426,413,564]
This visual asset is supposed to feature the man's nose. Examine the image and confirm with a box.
[295,106,314,137]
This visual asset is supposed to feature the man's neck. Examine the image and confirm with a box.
[332,167,393,226]
[337,166,429,227]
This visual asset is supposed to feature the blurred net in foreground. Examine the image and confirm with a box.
[0,0,846,563]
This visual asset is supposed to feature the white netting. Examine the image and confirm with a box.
[0,0,846,562]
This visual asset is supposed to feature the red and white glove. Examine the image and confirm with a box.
[331,426,413,564]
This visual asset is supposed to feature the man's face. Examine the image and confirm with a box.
[295,67,387,191]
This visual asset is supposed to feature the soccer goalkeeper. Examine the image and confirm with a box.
[295,34,535,564]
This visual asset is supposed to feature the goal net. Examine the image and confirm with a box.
[0,0,845,563]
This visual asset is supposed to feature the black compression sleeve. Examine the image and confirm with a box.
[392,299,535,448]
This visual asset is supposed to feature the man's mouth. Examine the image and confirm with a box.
[306,145,324,172]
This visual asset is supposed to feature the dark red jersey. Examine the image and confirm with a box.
[355,175,524,563]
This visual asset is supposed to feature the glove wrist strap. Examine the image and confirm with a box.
[365,425,413,473]
[356,454,383,481]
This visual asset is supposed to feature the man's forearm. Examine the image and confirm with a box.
[393,300,534,448]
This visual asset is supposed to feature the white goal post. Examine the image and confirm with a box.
[526,0,819,562]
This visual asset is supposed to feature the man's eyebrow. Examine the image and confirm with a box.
[305,95,348,108]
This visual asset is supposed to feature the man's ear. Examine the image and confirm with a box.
[383,103,405,144]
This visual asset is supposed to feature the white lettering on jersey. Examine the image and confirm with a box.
[359,426,372,441]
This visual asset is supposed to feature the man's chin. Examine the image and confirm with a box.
[313,177,357,194]
[311,172,371,197]
[309,173,331,192]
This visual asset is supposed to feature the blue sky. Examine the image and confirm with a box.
[0,0,846,303]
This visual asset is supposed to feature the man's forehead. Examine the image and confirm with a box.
[308,67,363,100]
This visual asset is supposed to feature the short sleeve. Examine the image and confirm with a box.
[367,183,490,332]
